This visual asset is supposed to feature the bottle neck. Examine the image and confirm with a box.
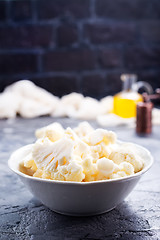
[123,79,136,91]
[121,74,137,91]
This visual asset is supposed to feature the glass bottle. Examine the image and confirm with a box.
[113,74,153,118]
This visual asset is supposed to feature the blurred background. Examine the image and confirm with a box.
[0,0,160,99]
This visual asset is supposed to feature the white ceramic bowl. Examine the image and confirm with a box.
[8,142,153,216]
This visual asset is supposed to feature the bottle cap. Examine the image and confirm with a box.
[136,102,153,134]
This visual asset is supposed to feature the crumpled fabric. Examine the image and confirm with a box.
[0,80,160,126]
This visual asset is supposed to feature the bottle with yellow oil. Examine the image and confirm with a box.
[113,74,153,118]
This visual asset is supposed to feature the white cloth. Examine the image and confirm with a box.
[97,114,135,128]
[0,80,160,127]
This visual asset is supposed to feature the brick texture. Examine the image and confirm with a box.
[0,0,160,97]
[99,48,123,68]
[57,24,78,47]
[0,25,54,49]
[81,74,106,98]
[0,53,37,74]
[138,70,160,90]
[32,76,79,96]
[105,72,123,95]
[43,50,96,71]
[96,0,160,20]
[10,0,32,21]
[0,1,6,22]
[125,45,160,69]
[84,23,136,44]
[37,0,90,19]
[139,21,160,42]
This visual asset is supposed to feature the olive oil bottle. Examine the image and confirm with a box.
[113,74,153,118]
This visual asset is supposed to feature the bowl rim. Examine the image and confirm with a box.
[8,141,154,185]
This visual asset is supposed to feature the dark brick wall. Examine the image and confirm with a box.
[0,0,160,98]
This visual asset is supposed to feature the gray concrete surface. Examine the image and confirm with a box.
[0,117,160,240]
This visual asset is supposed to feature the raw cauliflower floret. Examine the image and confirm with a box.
[90,143,112,162]
[21,122,145,182]
[32,137,73,172]
[95,157,119,181]
[84,157,116,182]
[83,129,116,163]
[35,122,64,142]
[109,146,144,173]
[64,127,79,142]
[33,169,52,180]
[110,171,127,179]
[20,152,38,176]
[84,129,117,146]
[119,162,134,175]
[64,162,85,182]
[83,163,98,182]
[109,162,134,179]
[73,122,94,138]
[97,157,115,176]
[32,135,85,182]
[23,153,37,172]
